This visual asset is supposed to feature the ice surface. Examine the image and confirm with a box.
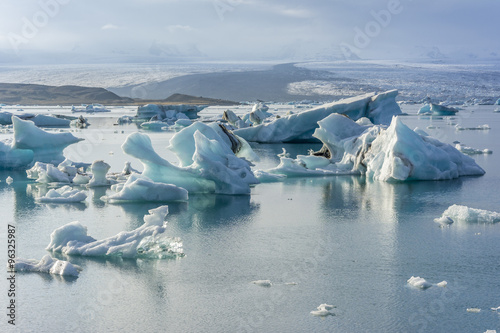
[310,304,335,317]
[13,255,82,277]
[223,109,249,128]
[27,162,71,183]
[429,103,459,116]
[122,130,258,194]
[466,308,481,313]
[0,140,34,169]
[434,216,454,227]
[11,116,82,165]
[455,124,490,131]
[455,143,492,155]
[438,205,500,223]
[234,90,402,143]
[46,205,184,259]
[436,281,448,287]
[407,276,432,289]
[87,160,115,187]
[103,173,188,203]
[36,185,87,203]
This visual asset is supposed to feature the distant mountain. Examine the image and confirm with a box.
[0,83,237,106]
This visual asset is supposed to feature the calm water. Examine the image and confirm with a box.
[1,105,500,333]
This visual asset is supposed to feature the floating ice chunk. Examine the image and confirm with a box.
[223,109,249,128]
[407,276,432,289]
[484,330,497,333]
[455,143,493,155]
[434,216,454,227]
[122,161,139,175]
[466,308,481,313]
[455,124,490,131]
[436,281,448,287]
[73,173,91,185]
[6,176,13,184]
[0,139,34,169]
[123,131,258,194]
[234,90,402,143]
[13,255,81,276]
[251,280,272,287]
[491,306,500,312]
[253,170,287,182]
[35,185,87,203]
[27,162,71,183]
[365,117,485,181]
[310,304,335,317]
[417,103,432,114]
[103,173,188,203]
[136,104,204,120]
[87,160,115,187]
[46,205,184,259]
[438,205,500,224]
[429,103,459,116]
[12,116,82,165]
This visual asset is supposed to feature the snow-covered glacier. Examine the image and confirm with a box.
[266,114,485,182]
[233,90,402,143]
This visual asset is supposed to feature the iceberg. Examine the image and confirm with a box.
[223,109,249,129]
[495,98,500,105]
[0,112,70,126]
[407,276,432,289]
[12,116,82,165]
[12,255,82,277]
[46,205,184,259]
[455,143,492,155]
[87,160,115,187]
[265,115,485,182]
[35,185,87,203]
[136,104,204,120]
[418,103,458,116]
[234,90,402,143]
[122,128,258,194]
[103,173,188,203]
[437,205,500,224]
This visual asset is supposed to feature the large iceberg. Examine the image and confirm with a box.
[122,124,259,194]
[233,90,402,143]
[46,205,184,259]
[0,112,70,126]
[266,114,485,181]
[0,116,82,169]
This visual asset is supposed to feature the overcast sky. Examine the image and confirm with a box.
[0,0,499,63]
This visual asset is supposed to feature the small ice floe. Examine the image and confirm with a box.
[35,185,87,203]
[491,306,500,312]
[437,205,500,224]
[285,282,298,286]
[251,280,272,287]
[6,176,13,184]
[436,281,448,288]
[484,330,497,333]
[407,276,432,289]
[310,304,335,317]
[13,254,82,277]
[434,216,454,227]
[466,308,481,313]
[455,143,492,155]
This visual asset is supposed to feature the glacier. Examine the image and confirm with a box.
[46,205,184,259]
[266,114,485,182]
[122,124,259,194]
[233,90,402,143]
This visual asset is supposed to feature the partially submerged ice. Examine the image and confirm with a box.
[136,104,205,120]
[233,90,402,143]
[46,205,184,259]
[13,255,82,277]
[266,114,485,182]
[122,122,259,194]
[104,173,188,203]
[437,205,500,224]
[0,116,82,169]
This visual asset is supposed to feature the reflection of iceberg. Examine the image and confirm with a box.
[46,205,184,259]
[122,125,258,194]
[267,114,485,182]
[234,90,402,143]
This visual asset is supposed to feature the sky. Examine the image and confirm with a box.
[0,0,499,64]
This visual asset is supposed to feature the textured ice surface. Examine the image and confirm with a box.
[36,185,87,203]
[122,128,258,194]
[13,255,82,276]
[46,205,184,259]
[438,205,500,223]
[87,160,115,187]
[27,162,71,183]
[234,90,401,143]
[103,173,188,203]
